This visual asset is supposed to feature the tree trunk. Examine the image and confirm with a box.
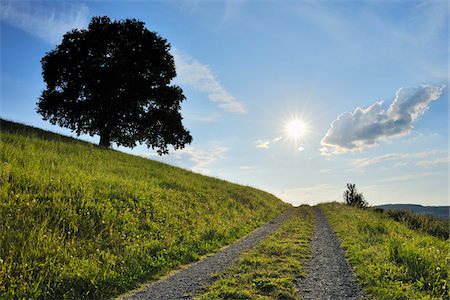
[99,130,111,148]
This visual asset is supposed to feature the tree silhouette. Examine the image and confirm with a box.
[37,16,192,153]
[343,183,367,207]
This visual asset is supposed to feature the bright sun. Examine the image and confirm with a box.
[285,119,307,139]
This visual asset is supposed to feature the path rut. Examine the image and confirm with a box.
[120,208,293,300]
[297,207,366,299]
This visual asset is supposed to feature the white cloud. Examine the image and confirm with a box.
[0,1,89,44]
[321,85,445,155]
[172,49,246,114]
[255,136,282,149]
[255,140,270,148]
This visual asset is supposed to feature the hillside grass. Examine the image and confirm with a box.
[194,206,315,300]
[0,119,290,299]
[320,203,449,300]
[372,207,449,239]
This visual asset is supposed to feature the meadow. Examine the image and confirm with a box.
[195,206,315,300]
[0,119,290,299]
[320,203,449,299]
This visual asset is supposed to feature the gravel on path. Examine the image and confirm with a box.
[119,208,294,300]
[297,207,366,300]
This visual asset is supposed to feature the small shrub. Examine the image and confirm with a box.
[373,207,384,214]
[343,183,368,208]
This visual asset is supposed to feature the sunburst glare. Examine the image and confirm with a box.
[285,119,308,140]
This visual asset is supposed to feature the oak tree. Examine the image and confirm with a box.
[37,16,192,153]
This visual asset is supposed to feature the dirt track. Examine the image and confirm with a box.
[119,209,293,300]
[296,208,366,299]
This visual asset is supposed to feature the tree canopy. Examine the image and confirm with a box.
[37,16,192,154]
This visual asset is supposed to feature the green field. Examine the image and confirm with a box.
[2,119,448,300]
[320,203,449,299]
[195,206,315,300]
[0,119,290,299]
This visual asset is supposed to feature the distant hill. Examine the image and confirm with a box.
[376,204,449,220]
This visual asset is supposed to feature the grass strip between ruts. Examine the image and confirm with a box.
[195,205,315,300]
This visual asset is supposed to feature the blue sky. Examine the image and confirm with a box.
[1,0,448,206]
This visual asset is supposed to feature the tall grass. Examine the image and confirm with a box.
[372,208,449,240]
[321,203,449,299]
[0,119,290,299]
[195,206,315,300]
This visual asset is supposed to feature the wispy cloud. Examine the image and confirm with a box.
[0,1,89,44]
[353,150,445,168]
[378,172,438,183]
[239,165,255,171]
[278,184,339,206]
[292,1,448,82]
[176,146,227,170]
[416,157,449,168]
[184,112,221,123]
[140,146,227,175]
[255,136,282,149]
[321,85,445,155]
[221,0,244,24]
[255,140,270,149]
[172,49,246,114]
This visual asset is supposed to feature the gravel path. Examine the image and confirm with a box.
[120,208,293,300]
[297,208,366,300]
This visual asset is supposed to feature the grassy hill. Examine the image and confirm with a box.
[0,119,290,299]
[321,203,449,299]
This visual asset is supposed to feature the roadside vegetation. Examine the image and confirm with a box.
[0,119,290,299]
[373,207,449,240]
[320,202,449,299]
[195,206,315,300]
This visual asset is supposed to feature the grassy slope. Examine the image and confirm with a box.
[377,207,449,239]
[320,203,449,300]
[195,206,315,300]
[0,119,290,299]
